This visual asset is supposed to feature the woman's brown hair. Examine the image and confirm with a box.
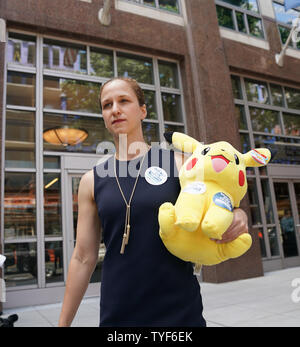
[99,77,145,109]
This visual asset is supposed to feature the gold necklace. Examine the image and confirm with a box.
[114,150,149,254]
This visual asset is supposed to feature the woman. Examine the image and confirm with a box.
[58,77,248,327]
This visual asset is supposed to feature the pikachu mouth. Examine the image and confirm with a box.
[211,155,230,173]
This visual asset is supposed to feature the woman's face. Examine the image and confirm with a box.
[100,79,147,138]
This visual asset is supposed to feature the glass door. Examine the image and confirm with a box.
[273,180,300,267]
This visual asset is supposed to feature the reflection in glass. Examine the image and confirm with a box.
[7,33,36,67]
[159,0,179,13]
[249,107,281,134]
[45,241,64,283]
[43,113,113,153]
[239,133,251,153]
[247,16,264,38]
[44,173,62,236]
[158,60,179,88]
[43,76,100,113]
[254,135,300,165]
[216,5,235,30]
[117,53,153,84]
[161,93,182,122]
[221,0,259,12]
[247,178,261,225]
[4,242,37,287]
[231,75,242,99]
[142,122,160,144]
[285,87,300,110]
[270,84,284,107]
[274,182,298,257]
[245,79,269,104]
[236,12,247,33]
[4,173,36,239]
[144,90,157,120]
[278,26,294,47]
[144,0,155,7]
[257,228,267,258]
[7,71,35,107]
[273,2,299,25]
[44,156,60,169]
[267,227,280,256]
[294,183,300,219]
[164,123,185,134]
[283,113,300,137]
[235,105,247,130]
[90,48,114,78]
[5,110,35,168]
[261,179,274,224]
[43,39,87,74]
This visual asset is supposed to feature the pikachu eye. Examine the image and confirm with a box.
[234,154,240,165]
[201,147,210,156]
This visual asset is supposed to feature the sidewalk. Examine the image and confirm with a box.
[1,266,300,327]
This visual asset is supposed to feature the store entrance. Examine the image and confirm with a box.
[273,180,300,268]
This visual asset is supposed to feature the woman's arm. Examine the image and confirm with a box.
[58,170,101,327]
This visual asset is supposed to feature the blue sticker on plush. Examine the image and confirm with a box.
[213,192,233,212]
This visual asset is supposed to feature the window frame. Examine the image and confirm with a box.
[215,0,266,40]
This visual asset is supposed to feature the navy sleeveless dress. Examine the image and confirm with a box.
[93,146,206,327]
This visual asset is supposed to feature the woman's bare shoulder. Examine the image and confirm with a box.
[79,169,95,200]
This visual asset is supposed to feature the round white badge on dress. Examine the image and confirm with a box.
[183,181,207,195]
[145,166,168,186]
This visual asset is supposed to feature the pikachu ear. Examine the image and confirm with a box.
[243,148,271,167]
[164,132,200,153]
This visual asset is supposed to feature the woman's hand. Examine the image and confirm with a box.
[212,208,249,244]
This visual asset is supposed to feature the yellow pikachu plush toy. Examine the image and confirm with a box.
[159,132,271,266]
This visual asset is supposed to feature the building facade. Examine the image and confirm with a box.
[0,0,299,309]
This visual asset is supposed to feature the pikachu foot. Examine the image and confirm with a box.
[175,216,200,232]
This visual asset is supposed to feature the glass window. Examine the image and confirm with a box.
[283,113,300,136]
[240,133,251,153]
[235,105,247,130]
[44,173,62,237]
[161,93,182,122]
[4,173,36,239]
[254,135,300,165]
[245,79,270,104]
[216,5,235,30]
[247,178,262,225]
[43,76,100,113]
[249,108,282,134]
[90,47,114,78]
[5,110,35,169]
[144,90,157,120]
[164,123,185,134]
[44,156,61,169]
[247,15,264,38]
[158,60,179,89]
[231,75,243,99]
[159,0,179,13]
[117,53,154,84]
[261,179,275,224]
[236,12,247,33]
[43,39,87,74]
[267,227,280,256]
[43,113,113,153]
[278,26,294,46]
[220,0,259,13]
[7,33,36,67]
[4,242,38,287]
[285,87,300,110]
[45,241,64,283]
[144,0,155,7]
[270,84,284,107]
[257,228,267,258]
[7,71,35,107]
[142,122,160,144]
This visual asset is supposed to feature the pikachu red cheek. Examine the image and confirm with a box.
[239,170,245,187]
[186,158,198,171]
